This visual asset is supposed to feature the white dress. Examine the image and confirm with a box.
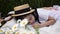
[37,8,60,34]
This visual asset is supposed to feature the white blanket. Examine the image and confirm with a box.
[40,21,60,34]
[1,18,16,28]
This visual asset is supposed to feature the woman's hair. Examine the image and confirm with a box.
[32,8,41,23]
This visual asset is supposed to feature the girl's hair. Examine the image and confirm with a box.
[32,8,41,23]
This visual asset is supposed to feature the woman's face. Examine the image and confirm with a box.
[25,14,35,24]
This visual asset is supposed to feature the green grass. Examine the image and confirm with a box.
[0,0,60,16]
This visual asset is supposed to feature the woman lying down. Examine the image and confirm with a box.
[19,7,60,34]
[14,7,60,34]
[1,7,60,28]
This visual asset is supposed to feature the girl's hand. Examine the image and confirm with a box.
[32,23,40,28]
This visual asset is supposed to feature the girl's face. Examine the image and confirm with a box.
[25,14,35,24]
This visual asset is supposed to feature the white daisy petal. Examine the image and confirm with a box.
[12,24,18,31]
[20,19,28,27]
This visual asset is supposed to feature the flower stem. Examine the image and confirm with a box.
[35,28,39,34]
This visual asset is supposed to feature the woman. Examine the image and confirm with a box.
[32,7,60,28]
[25,8,56,28]
[30,7,60,34]
[11,4,56,28]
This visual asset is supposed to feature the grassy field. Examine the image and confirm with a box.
[0,0,60,16]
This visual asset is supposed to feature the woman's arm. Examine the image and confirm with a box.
[32,16,56,28]
[40,16,56,27]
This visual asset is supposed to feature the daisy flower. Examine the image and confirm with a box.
[20,19,28,27]
[12,24,18,31]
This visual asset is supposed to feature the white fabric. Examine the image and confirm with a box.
[53,5,60,10]
[40,21,60,34]
[37,8,51,22]
[37,8,60,34]
[37,8,60,22]
[0,22,60,34]
[2,18,16,28]
[8,11,15,14]
[50,11,60,21]
[4,16,12,21]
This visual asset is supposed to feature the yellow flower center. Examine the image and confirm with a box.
[23,22,25,24]
[15,32,19,34]
[30,32,33,34]
[14,26,16,29]
[23,32,26,34]
[6,32,10,34]
[0,29,3,32]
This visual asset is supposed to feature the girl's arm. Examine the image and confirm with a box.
[32,16,56,28]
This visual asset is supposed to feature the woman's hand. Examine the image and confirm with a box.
[32,23,40,28]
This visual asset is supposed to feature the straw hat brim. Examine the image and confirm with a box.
[11,9,35,17]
